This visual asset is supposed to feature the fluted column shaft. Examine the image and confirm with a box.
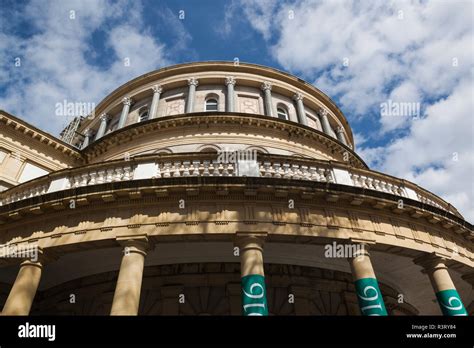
[261,82,274,117]
[149,85,163,119]
[348,245,388,316]
[225,77,236,112]
[2,250,45,315]
[235,232,268,316]
[81,128,93,149]
[415,254,467,316]
[336,126,348,145]
[118,97,133,129]
[293,93,307,126]
[186,78,199,113]
[110,238,149,315]
[95,113,109,140]
[319,110,333,136]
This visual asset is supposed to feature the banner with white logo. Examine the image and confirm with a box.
[436,289,467,316]
[241,274,268,316]
[354,277,388,316]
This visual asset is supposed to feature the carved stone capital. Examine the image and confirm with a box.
[292,92,304,102]
[225,76,236,86]
[84,128,94,137]
[152,85,163,94]
[116,235,151,256]
[319,109,328,117]
[99,113,110,122]
[122,97,133,106]
[234,231,267,251]
[413,252,449,272]
[261,81,272,91]
[187,77,199,87]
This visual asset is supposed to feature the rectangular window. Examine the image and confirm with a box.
[18,162,49,183]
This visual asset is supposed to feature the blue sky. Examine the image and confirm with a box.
[0,0,473,221]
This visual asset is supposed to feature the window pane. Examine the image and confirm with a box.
[206,99,218,111]
[277,108,287,120]
[139,111,149,122]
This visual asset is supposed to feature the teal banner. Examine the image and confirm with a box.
[354,277,388,316]
[241,274,268,316]
[436,289,467,316]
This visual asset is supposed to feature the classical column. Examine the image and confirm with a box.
[347,244,388,316]
[149,85,163,119]
[225,76,236,112]
[110,237,149,315]
[261,81,274,117]
[95,113,110,140]
[414,254,467,316]
[118,97,133,129]
[185,77,199,113]
[2,249,45,315]
[319,110,333,136]
[336,126,348,145]
[292,93,308,126]
[81,128,93,149]
[235,232,268,316]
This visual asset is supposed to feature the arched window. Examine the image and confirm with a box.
[139,109,149,122]
[205,98,218,111]
[277,107,288,120]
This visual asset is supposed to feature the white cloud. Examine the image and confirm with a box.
[234,0,474,221]
[0,0,177,135]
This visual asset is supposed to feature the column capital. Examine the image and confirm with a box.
[261,81,272,91]
[319,109,328,117]
[84,128,93,136]
[152,84,163,94]
[234,231,267,251]
[122,96,133,106]
[346,240,372,260]
[99,113,110,122]
[292,92,304,101]
[336,126,345,134]
[187,77,199,87]
[116,235,151,256]
[5,245,58,267]
[413,252,449,272]
[225,76,236,86]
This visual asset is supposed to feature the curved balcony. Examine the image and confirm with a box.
[0,153,467,225]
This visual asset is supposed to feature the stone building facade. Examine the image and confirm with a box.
[0,62,472,316]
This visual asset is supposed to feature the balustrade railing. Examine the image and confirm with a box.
[0,154,459,217]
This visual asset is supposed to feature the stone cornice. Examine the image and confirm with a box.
[0,178,472,274]
[81,112,366,168]
[0,110,83,161]
[0,175,472,240]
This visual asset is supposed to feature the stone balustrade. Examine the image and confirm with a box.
[349,172,406,197]
[0,154,459,217]
[260,161,334,183]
